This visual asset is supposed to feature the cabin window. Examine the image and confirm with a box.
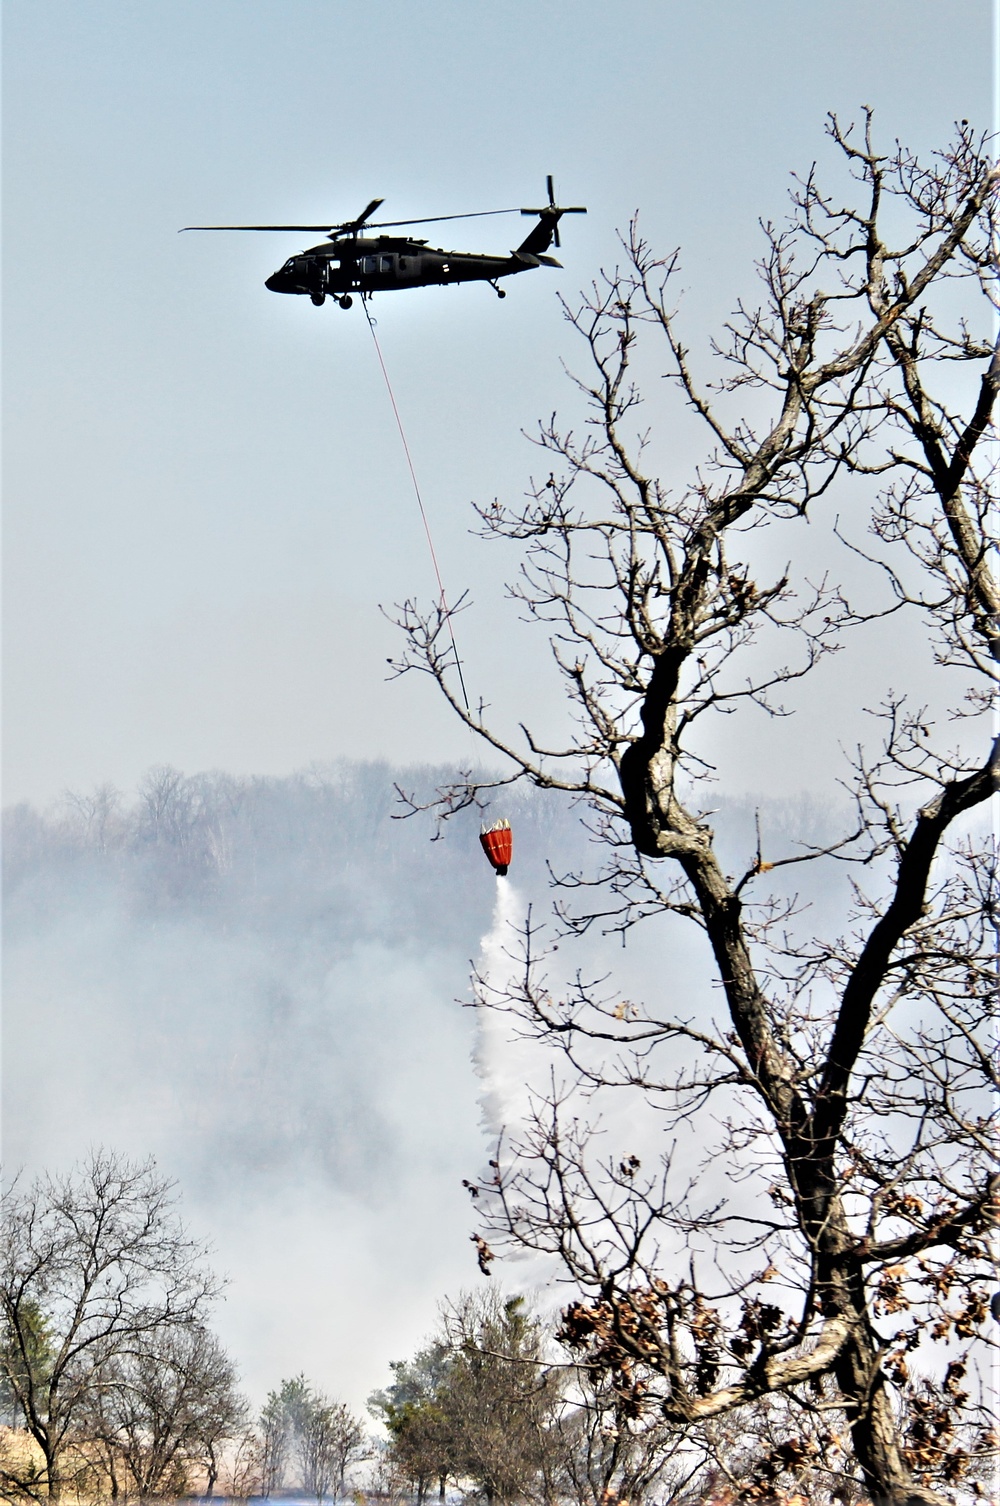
[379,255,393,273]
[361,256,377,274]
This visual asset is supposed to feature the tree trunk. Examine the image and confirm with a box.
[823,1249,950,1506]
[45,1454,62,1502]
[206,1441,218,1497]
[835,1333,948,1506]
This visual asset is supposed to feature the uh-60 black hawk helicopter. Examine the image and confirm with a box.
[182,177,585,308]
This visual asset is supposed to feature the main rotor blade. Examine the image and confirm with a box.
[181,199,384,236]
[182,189,582,236]
[181,224,350,232]
[345,198,385,231]
[351,207,521,231]
[182,206,524,235]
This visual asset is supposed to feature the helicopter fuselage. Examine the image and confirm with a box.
[183,188,585,306]
[264,234,556,305]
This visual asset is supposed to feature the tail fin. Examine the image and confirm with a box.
[517,211,562,258]
[517,177,586,257]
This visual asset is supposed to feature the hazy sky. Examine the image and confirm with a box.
[2,0,997,1428]
[4,0,993,807]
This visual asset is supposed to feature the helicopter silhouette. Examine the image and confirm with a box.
[182,177,586,308]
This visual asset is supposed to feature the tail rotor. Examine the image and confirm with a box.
[520,175,586,248]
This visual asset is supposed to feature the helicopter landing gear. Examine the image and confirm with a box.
[311,292,326,306]
[339,295,353,310]
[489,281,506,299]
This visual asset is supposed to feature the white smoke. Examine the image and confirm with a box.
[4,774,858,1396]
[473,878,536,1139]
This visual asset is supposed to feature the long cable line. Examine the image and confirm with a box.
[363,298,472,712]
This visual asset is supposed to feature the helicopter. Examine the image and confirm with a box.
[181,177,586,308]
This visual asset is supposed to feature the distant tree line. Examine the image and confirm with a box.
[2,761,578,949]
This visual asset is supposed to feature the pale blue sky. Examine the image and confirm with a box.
[4,1,993,804]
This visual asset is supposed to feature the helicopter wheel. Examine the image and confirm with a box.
[310,292,326,306]
[339,295,353,310]
[497,289,506,298]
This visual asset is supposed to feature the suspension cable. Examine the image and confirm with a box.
[363,299,471,712]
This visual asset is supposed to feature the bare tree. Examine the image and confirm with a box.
[549,1374,699,1506]
[80,1323,247,1499]
[258,1375,309,1497]
[63,784,124,855]
[260,1376,367,1502]
[217,1425,266,1505]
[296,1398,367,1503]
[0,1152,221,1501]
[393,116,999,1506]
